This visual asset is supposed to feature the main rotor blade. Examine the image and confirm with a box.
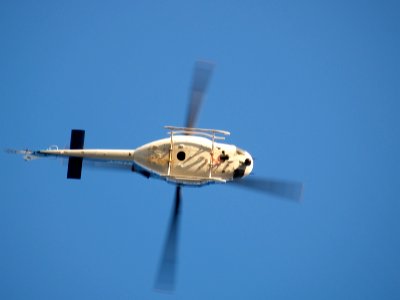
[155,186,182,292]
[231,177,304,202]
[185,61,215,128]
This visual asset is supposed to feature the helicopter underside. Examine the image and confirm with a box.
[33,133,253,186]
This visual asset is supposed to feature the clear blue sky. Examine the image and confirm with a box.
[1,1,399,299]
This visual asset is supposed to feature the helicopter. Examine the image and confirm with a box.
[8,61,303,292]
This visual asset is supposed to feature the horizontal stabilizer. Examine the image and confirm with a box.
[67,129,85,179]
[69,129,85,150]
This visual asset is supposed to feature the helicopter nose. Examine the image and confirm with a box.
[244,152,253,176]
[233,150,254,179]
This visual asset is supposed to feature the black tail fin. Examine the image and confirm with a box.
[67,129,85,179]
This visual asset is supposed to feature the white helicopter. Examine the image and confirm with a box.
[9,61,303,292]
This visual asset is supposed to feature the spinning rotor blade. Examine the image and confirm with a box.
[232,177,304,202]
[155,186,182,292]
[185,61,214,128]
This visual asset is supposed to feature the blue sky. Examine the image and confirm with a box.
[1,0,400,299]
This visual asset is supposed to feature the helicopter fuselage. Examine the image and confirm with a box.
[34,130,253,186]
[134,135,253,185]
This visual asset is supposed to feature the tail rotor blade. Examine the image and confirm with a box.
[185,61,214,128]
[231,177,304,202]
[155,186,182,292]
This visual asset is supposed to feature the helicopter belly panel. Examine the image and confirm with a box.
[171,142,210,178]
[210,144,239,180]
[133,140,170,175]
[133,137,212,179]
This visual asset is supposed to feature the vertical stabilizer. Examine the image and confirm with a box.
[67,129,85,179]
